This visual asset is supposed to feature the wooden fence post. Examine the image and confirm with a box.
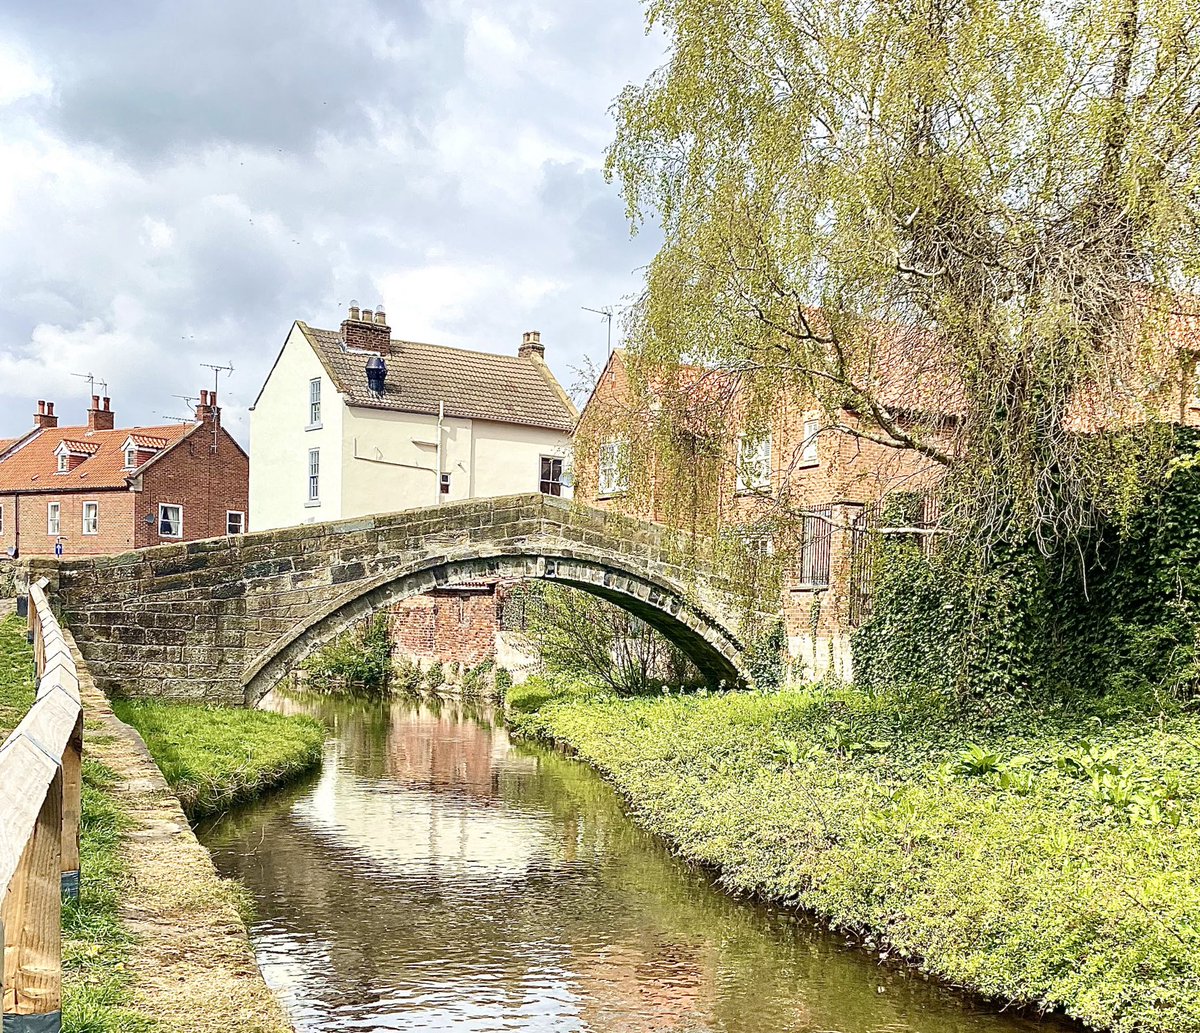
[2,766,63,1031]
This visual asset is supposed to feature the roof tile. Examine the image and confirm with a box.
[0,424,194,492]
[300,324,576,432]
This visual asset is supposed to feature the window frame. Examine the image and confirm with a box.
[308,378,322,428]
[597,440,627,496]
[539,455,564,496]
[735,431,772,493]
[47,502,60,536]
[124,446,138,470]
[794,504,834,589]
[56,451,69,474]
[226,511,245,535]
[158,503,183,539]
[306,448,320,503]
[439,472,451,496]
[81,501,99,536]
[799,414,821,467]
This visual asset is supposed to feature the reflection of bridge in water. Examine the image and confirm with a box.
[40,495,748,705]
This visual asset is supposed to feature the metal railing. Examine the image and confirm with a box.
[0,580,84,1031]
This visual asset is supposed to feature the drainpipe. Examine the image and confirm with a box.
[435,400,445,505]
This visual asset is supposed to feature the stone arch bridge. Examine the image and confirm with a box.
[31,495,748,706]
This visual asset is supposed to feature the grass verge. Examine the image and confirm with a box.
[510,678,1200,1033]
[112,700,326,818]
[0,614,152,1032]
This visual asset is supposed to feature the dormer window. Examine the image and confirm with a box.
[54,439,97,474]
[125,447,137,470]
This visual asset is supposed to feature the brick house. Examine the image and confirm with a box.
[573,327,1200,682]
[0,393,248,561]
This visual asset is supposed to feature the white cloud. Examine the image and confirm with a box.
[0,0,667,444]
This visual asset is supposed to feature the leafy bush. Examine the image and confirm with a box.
[302,614,393,698]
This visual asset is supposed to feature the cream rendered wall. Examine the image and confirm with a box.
[250,323,344,530]
[340,405,474,514]
[339,409,573,517]
[470,419,573,500]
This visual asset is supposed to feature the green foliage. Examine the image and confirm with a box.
[515,681,1200,1033]
[517,582,703,693]
[424,660,445,691]
[854,430,1200,707]
[461,659,496,697]
[0,611,36,735]
[114,701,326,818]
[742,619,787,690]
[301,614,393,698]
[608,0,1200,570]
[391,655,424,694]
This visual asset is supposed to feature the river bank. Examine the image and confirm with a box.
[509,681,1200,1033]
[0,611,295,1033]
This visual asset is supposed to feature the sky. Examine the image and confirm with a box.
[0,1,666,443]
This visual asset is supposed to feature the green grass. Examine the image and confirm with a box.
[112,700,326,818]
[0,613,152,1031]
[511,681,1200,1033]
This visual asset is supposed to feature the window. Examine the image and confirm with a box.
[741,532,774,558]
[736,432,771,492]
[598,441,627,495]
[307,448,320,502]
[47,502,60,536]
[308,378,322,426]
[800,415,821,466]
[795,504,834,588]
[540,456,563,496]
[82,502,98,536]
[226,511,245,535]
[124,446,137,470]
[439,472,451,496]
[57,452,68,474]
[158,504,183,538]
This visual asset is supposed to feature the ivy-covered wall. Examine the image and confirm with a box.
[852,430,1200,707]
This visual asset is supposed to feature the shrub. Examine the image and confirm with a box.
[301,614,393,698]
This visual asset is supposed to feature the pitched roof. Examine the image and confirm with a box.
[0,423,195,493]
[0,438,15,455]
[298,323,577,433]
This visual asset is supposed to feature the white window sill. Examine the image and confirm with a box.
[596,490,628,500]
[305,422,323,431]
[734,487,772,497]
[790,583,830,592]
[796,459,820,469]
[304,499,321,508]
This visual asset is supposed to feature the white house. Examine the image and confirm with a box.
[250,302,577,530]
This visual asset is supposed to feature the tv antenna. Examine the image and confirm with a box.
[201,362,234,397]
[581,305,615,354]
[71,372,109,397]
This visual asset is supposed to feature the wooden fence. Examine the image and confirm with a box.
[0,580,84,1031]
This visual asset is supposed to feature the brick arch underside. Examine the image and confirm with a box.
[242,552,745,704]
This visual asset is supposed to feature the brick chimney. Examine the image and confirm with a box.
[87,395,115,432]
[33,400,58,429]
[340,299,391,354]
[519,330,545,362]
[195,389,220,423]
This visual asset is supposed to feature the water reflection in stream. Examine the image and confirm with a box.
[197,693,1072,1033]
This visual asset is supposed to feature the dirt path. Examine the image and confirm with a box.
[69,632,293,1033]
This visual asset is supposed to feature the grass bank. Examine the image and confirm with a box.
[0,614,151,1032]
[510,678,1200,1033]
[113,700,326,818]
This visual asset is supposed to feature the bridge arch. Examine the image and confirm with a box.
[40,495,748,707]
[242,546,744,704]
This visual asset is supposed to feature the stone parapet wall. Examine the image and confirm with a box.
[35,494,746,706]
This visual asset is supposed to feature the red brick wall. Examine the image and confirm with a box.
[134,422,249,549]
[390,588,498,665]
[0,491,137,558]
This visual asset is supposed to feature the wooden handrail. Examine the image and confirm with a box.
[1,580,83,1031]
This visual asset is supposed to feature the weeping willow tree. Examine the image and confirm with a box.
[604,0,1200,571]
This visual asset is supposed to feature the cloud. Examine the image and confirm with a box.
[0,1,666,443]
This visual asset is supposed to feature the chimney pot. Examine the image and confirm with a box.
[34,400,58,429]
[518,330,545,361]
[102,396,110,412]
[87,394,114,431]
[91,394,100,409]
[210,390,218,407]
[349,300,361,321]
